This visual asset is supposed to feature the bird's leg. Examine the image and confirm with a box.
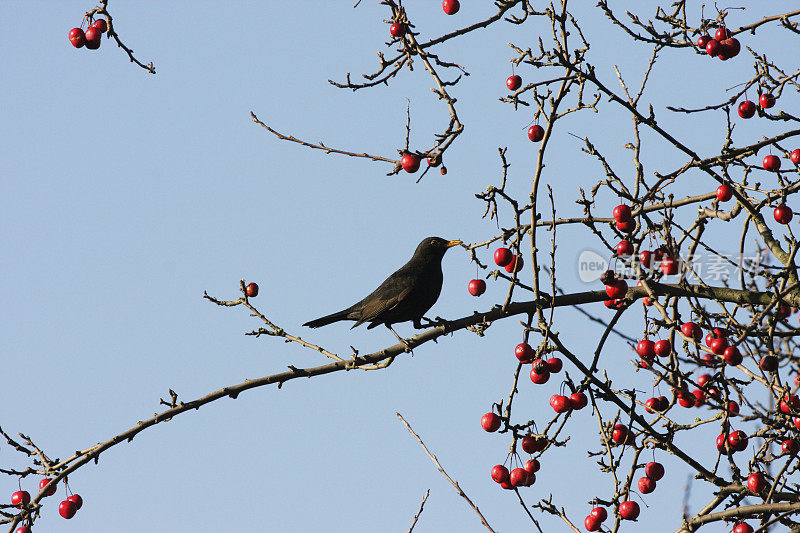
[386,324,414,354]
[416,316,446,329]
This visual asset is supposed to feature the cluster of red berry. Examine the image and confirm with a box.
[481,422,543,489]
[10,478,84,529]
[466,246,523,297]
[696,27,740,60]
[399,153,448,176]
[68,18,107,50]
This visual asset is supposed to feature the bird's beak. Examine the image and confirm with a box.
[446,240,462,248]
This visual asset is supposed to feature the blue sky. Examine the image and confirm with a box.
[2,1,798,531]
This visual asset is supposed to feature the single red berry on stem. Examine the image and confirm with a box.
[509,467,528,487]
[59,499,78,519]
[618,500,639,520]
[15,527,32,533]
[468,279,486,296]
[782,439,799,455]
[491,464,509,483]
[728,430,748,452]
[506,75,522,91]
[389,23,405,37]
[92,18,108,33]
[84,26,102,50]
[732,523,754,533]
[616,240,634,258]
[524,458,540,474]
[11,491,30,507]
[654,339,672,357]
[546,357,562,373]
[401,153,420,173]
[645,461,664,481]
[515,342,534,363]
[505,255,524,273]
[570,392,588,410]
[759,355,778,372]
[246,282,258,297]
[527,125,544,142]
[737,101,756,118]
[442,0,460,15]
[681,322,702,341]
[696,34,711,49]
[612,204,632,223]
[637,339,656,359]
[716,184,733,202]
[715,27,731,41]
[774,204,793,224]
[67,493,83,510]
[605,279,627,299]
[481,412,501,432]
[591,507,608,522]
[791,149,800,164]
[723,346,742,365]
[747,472,767,493]
[637,476,656,494]
[705,39,720,56]
[763,155,781,172]
[584,515,601,531]
[719,37,740,58]
[494,247,513,267]
[660,255,679,275]
[550,394,571,413]
[69,27,86,48]
[759,93,776,109]
[612,424,628,444]
[530,366,550,384]
[39,478,57,497]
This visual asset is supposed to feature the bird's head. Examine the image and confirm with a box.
[413,237,462,261]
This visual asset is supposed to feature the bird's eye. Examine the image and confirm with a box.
[430,239,439,246]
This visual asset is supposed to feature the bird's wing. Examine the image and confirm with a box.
[353,273,414,327]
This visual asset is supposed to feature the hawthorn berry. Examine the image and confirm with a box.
[719,37,740,58]
[728,430,748,452]
[616,220,635,233]
[530,366,550,384]
[389,23,405,37]
[569,392,588,410]
[481,412,501,432]
[550,394,571,413]
[724,346,742,366]
[84,26,102,49]
[442,0,460,15]
[401,153,421,173]
[705,39,720,56]
[638,250,653,268]
[732,523,754,533]
[67,493,83,510]
[585,515,601,531]
[494,247,513,267]
[677,391,695,408]
[506,75,522,91]
[11,491,30,507]
[616,240,634,258]
[774,204,793,224]
[611,424,628,444]
[468,279,486,296]
[527,125,544,142]
[15,527,32,533]
[654,339,672,357]
[716,184,733,202]
[645,397,660,413]
[728,401,740,416]
[759,93,776,109]
[696,34,711,49]
[59,499,78,519]
[618,500,639,520]
[491,464,510,484]
[524,458,540,474]
[68,27,86,48]
[697,373,711,387]
[759,355,778,372]
[591,507,608,522]
[791,149,800,164]
[605,279,627,299]
[737,101,756,119]
[747,472,767,493]
[681,322,702,341]
[39,477,57,497]
[637,339,656,359]
[515,342,534,363]
[645,461,664,481]
[521,436,537,454]
[660,255,679,275]
[509,468,528,487]
[780,394,800,413]
[505,255,524,273]
[710,337,729,356]
[763,155,781,172]
[546,357,563,373]
[637,476,656,494]
[716,433,730,454]
[782,439,799,455]
[692,389,706,405]
[612,204,632,223]
[246,282,258,297]
[92,18,108,33]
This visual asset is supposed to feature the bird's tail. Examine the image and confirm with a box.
[302,309,351,328]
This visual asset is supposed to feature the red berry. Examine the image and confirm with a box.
[737,101,756,119]
[524,458,540,474]
[84,26,102,50]
[639,250,653,268]
[716,433,730,453]
[506,75,522,91]
[728,430,748,452]
[612,204,632,223]
[715,27,731,41]
[546,357,563,373]
[67,493,83,510]
[759,355,777,372]
[500,481,513,490]
[15,527,32,533]
[401,153,420,173]
[645,397,660,413]
[716,184,733,202]
[509,467,528,487]
[780,394,800,413]
[719,37,740,58]
[692,389,706,405]
[705,39,720,56]
[759,93,775,109]
[637,476,656,494]
[521,436,537,454]
[584,515,601,531]
[636,339,655,359]
[468,279,486,296]
[654,339,672,357]
[723,346,742,365]
[616,220,635,233]
[481,412,501,432]
[696,34,711,49]
[491,464,509,483]
[616,240,634,258]
[618,500,639,520]
[604,298,624,310]
[427,155,441,167]
[774,204,792,224]
[697,373,711,388]
[645,461,664,481]
[733,523,754,533]
[494,247,513,267]
[59,499,78,519]
[389,23,405,37]
[505,255,524,273]
[11,491,30,507]
[246,282,258,297]
[530,366,550,384]
[747,472,767,493]
[791,149,800,164]
[681,322,702,341]
[92,18,108,33]
[570,392,588,410]
[515,342,534,363]
[763,155,781,172]
[660,255,679,275]
[657,396,669,411]
[728,401,740,416]
[795,416,800,430]
[677,391,695,408]
[550,394,571,413]
[527,125,544,142]
[605,279,627,299]
[69,27,86,48]
[591,507,608,522]
[442,0,460,15]
[611,424,628,444]
[39,477,57,497]
[783,439,800,455]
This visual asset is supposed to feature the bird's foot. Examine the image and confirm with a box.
[416,316,447,329]
[387,325,414,355]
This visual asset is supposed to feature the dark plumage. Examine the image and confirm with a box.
[303,237,461,331]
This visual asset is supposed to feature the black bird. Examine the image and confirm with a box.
[303,237,462,341]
